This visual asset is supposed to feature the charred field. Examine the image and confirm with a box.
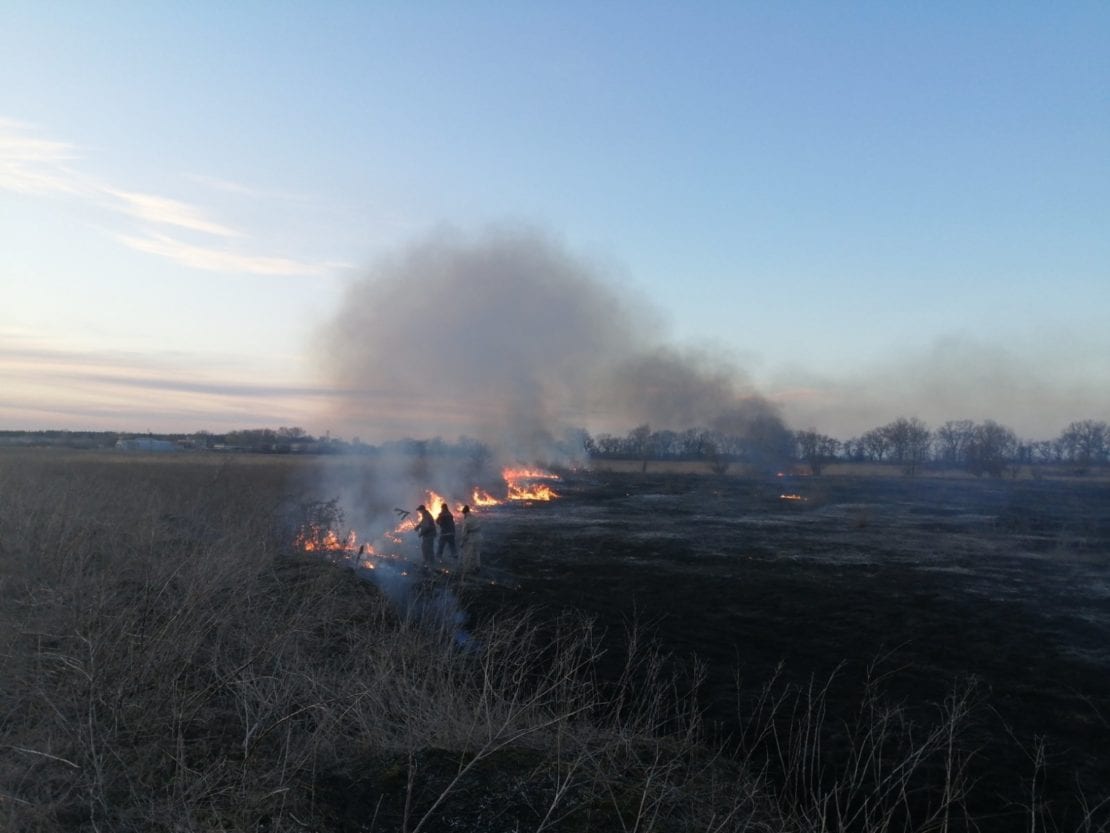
[476,468,1110,827]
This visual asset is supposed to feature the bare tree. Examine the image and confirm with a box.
[679,427,712,459]
[966,420,1018,477]
[861,427,891,462]
[628,423,654,473]
[935,419,975,466]
[881,417,932,475]
[1056,419,1109,473]
[795,429,841,476]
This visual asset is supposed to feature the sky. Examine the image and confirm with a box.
[2,2,1108,442]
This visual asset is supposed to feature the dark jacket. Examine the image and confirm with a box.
[436,507,456,537]
[416,511,435,539]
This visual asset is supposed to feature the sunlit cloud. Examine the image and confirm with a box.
[183,172,263,196]
[0,117,83,195]
[0,339,334,431]
[116,231,333,276]
[0,118,338,277]
[183,172,312,204]
[106,188,243,237]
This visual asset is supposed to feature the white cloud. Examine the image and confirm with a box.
[105,188,243,237]
[0,118,83,195]
[0,118,336,277]
[117,231,331,276]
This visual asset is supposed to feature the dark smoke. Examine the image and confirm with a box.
[317,228,784,456]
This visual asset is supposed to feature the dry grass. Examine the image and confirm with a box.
[0,451,760,832]
[2,450,1103,832]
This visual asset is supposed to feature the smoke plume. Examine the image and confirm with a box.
[316,228,782,457]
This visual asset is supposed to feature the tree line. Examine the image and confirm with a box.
[4,418,1108,477]
[588,418,1110,477]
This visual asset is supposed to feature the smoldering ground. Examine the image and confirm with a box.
[315,227,785,457]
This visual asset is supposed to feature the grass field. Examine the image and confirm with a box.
[2,449,1106,832]
[0,450,764,832]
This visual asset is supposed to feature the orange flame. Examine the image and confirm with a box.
[294,525,358,553]
[425,490,447,516]
[501,466,560,481]
[507,482,559,501]
[502,465,559,501]
[472,487,502,507]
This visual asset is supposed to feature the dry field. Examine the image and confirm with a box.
[2,449,1108,832]
[0,449,771,833]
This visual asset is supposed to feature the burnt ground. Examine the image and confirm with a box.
[469,471,1110,830]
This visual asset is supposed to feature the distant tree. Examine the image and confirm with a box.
[861,427,891,462]
[1030,440,1055,465]
[653,429,680,458]
[1056,420,1108,473]
[966,420,1018,477]
[701,440,729,476]
[721,408,793,467]
[679,428,713,459]
[935,419,975,466]
[594,434,621,456]
[841,437,866,462]
[795,429,840,476]
[628,424,654,473]
[881,417,932,475]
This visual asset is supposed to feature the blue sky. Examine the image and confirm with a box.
[2,3,1108,439]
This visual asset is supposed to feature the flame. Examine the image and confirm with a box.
[501,466,560,481]
[425,490,447,515]
[294,465,562,562]
[507,482,558,501]
[502,465,559,501]
[472,487,502,507]
[779,494,807,502]
[294,525,358,553]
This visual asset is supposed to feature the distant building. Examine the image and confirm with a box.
[115,438,179,453]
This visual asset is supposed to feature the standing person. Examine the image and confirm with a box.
[436,502,457,561]
[414,504,436,569]
[459,504,482,574]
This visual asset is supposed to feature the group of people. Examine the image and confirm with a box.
[414,501,482,574]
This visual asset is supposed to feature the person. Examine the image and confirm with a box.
[436,502,457,561]
[414,504,436,568]
[459,504,482,574]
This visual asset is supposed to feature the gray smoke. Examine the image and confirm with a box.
[317,227,783,456]
[771,332,1110,441]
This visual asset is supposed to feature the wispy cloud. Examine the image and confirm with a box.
[0,118,337,278]
[106,188,243,237]
[183,172,313,204]
[116,231,333,276]
[0,338,334,431]
[0,117,83,195]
